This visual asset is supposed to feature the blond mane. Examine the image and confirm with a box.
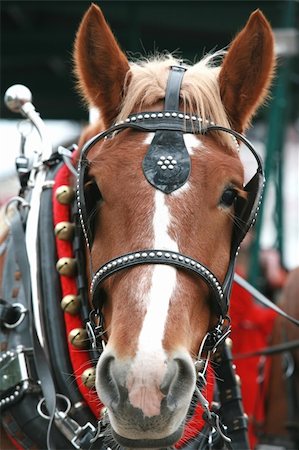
[117,53,234,148]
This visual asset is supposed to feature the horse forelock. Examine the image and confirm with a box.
[116,52,234,149]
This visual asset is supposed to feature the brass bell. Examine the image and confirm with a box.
[81,367,96,388]
[61,294,81,315]
[56,257,77,276]
[54,221,75,241]
[68,328,88,349]
[55,185,75,205]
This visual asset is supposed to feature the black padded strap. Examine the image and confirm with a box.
[164,66,187,111]
[9,211,57,450]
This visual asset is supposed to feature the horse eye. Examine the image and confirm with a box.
[220,188,238,207]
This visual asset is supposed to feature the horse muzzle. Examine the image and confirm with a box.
[96,349,196,446]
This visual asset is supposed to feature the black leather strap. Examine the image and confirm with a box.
[142,130,191,194]
[213,343,250,449]
[9,210,57,450]
[164,65,186,111]
[143,64,191,194]
[90,249,226,317]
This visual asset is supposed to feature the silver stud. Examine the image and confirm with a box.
[179,256,184,261]
[126,118,130,123]
[165,112,170,117]
[178,113,184,119]
[144,114,150,119]
[157,161,163,166]
[185,258,190,263]
[149,252,155,257]
[157,251,162,257]
[117,258,123,264]
[171,254,177,259]
[172,112,177,117]
[192,116,197,121]
[191,260,195,266]
[172,160,177,165]
[161,165,167,170]
[137,114,143,120]
[151,113,157,118]
[112,261,117,266]
[185,115,190,120]
[131,116,136,121]
[158,113,163,118]
[129,255,134,260]
[165,253,170,258]
[135,253,141,258]
[169,165,174,170]
[160,156,166,160]
[142,252,148,257]
[164,160,170,165]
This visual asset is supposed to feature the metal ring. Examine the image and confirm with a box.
[37,394,71,420]
[4,303,27,329]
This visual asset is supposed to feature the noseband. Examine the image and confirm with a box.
[77,66,264,348]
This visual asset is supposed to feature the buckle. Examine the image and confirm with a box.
[0,346,37,409]
[37,394,97,449]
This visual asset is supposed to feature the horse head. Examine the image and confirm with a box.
[74,5,275,447]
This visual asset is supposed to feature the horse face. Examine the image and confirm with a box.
[74,5,274,447]
[86,132,242,443]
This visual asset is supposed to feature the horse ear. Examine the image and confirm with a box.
[219,10,275,133]
[74,3,130,126]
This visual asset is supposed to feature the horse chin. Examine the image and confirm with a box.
[111,426,184,449]
[106,403,187,449]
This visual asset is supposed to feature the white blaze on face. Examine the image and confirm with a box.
[127,134,180,416]
[127,133,203,417]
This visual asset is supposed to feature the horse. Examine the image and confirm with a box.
[0,4,275,450]
[256,267,299,449]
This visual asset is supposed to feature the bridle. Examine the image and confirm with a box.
[77,65,265,350]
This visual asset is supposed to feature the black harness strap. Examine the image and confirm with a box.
[164,65,186,110]
[90,249,226,317]
[142,66,191,194]
[9,210,57,450]
[213,342,250,450]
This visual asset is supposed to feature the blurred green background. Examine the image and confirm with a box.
[1,0,298,122]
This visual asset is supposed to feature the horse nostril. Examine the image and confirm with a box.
[162,355,195,411]
[96,353,120,409]
[160,359,178,395]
